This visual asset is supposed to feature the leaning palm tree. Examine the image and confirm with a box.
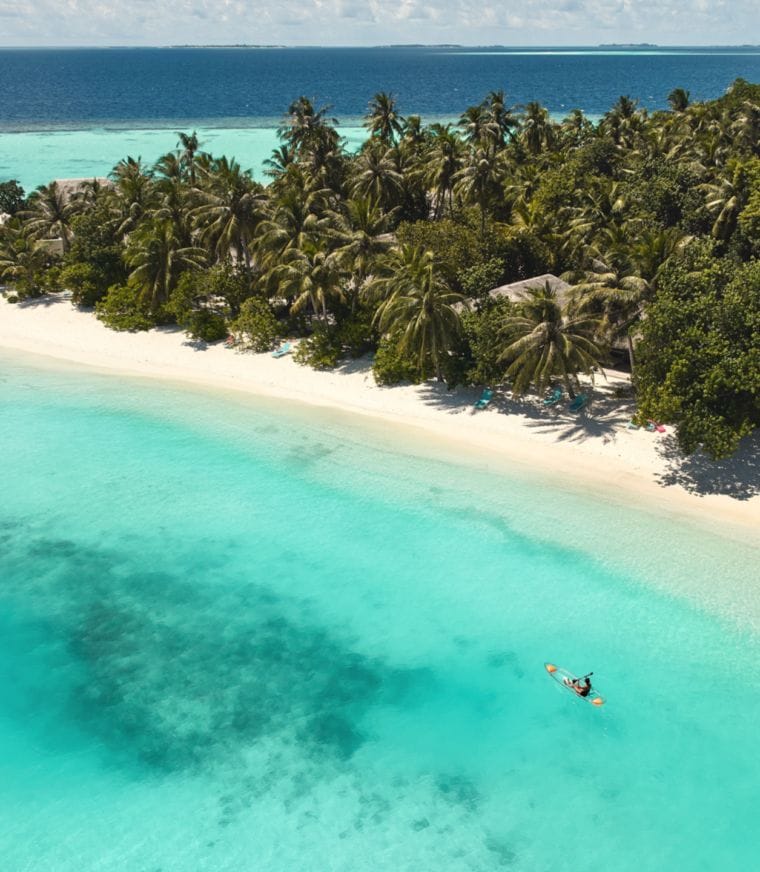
[125,219,206,310]
[21,181,79,254]
[371,246,463,380]
[498,282,605,398]
[366,92,404,145]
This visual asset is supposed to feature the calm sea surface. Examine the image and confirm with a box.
[1,46,759,188]
[1,350,759,870]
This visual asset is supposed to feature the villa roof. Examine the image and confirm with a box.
[487,273,572,305]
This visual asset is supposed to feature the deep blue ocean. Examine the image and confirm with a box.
[2,46,758,189]
[1,46,759,129]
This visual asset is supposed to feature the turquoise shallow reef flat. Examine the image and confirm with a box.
[0,126,369,193]
[1,351,759,871]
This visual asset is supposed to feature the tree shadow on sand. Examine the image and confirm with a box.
[655,433,760,500]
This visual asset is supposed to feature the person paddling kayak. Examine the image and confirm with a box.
[564,674,592,697]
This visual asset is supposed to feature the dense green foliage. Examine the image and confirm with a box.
[0,180,25,216]
[637,247,760,458]
[2,82,759,456]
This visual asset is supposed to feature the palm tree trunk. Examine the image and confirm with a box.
[627,334,636,378]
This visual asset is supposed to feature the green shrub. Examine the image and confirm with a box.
[6,294,19,304]
[96,282,157,331]
[183,310,228,343]
[372,332,423,385]
[231,297,281,352]
[337,308,376,357]
[59,262,103,307]
[293,324,342,369]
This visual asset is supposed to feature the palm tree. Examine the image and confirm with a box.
[667,88,691,113]
[453,146,503,233]
[255,181,330,270]
[350,142,404,209]
[459,104,490,146]
[0,220,49,295]
[521,102,555,154]
[21,181,79,253]
[125,220,206,310]
[264,144,297,179]
[153,158,195,247]
[366,92,404,145]
[422,124,465,218]
[270,242,342,322]
[193,158,264,269]
[176,131,201,184]
[486,90,518,147]
[371,246,463,379]
[498,282,604,398]
[703,163,748,241]
[278,96,337,155]
[110,157,156,239]
[571,262,650,375]
[328,197,395,298]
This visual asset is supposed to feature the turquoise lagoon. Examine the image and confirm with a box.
[1,350,759,871]
[0,126,369,193]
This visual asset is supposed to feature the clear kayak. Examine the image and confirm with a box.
[544,663,605,706]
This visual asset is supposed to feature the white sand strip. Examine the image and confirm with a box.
[1,295,758,535]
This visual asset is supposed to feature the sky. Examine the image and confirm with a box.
[0,0,757,47]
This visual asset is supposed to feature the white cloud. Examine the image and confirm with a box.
[0,0,757,44]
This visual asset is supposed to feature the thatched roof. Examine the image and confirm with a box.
[487,273,572,306]
[456,273,572,313]
[53,178,112,202]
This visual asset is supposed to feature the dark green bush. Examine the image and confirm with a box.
[293,324,343,369]
[183,310,228,343]
[231,297,281,352]
[96,282,157,331]
[372,332,423,385]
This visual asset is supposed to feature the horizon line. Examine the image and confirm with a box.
[1,42,760,50]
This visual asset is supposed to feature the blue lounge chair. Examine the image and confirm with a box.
[543,387,563,406]
[568,393,588,412]
[474,388,493,410]
[627,420,640,430]
[272,342,292,358]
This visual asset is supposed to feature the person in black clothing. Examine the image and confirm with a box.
[565,676,592,697]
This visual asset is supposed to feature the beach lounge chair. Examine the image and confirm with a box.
[543,387,563,406]
[568,393,588,412]
[627,420,640,430]
[272,342,292,358]
[474,388,493,410]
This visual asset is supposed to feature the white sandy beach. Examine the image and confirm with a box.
[1,294,758,535]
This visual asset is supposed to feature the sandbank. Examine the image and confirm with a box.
[1,294,758,538]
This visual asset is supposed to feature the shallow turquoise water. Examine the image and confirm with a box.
[1,351,759,871]
[0,126,369,192]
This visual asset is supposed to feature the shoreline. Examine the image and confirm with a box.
[1,295,758,539]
